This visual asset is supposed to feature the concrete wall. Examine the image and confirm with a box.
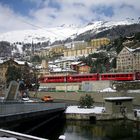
[56,85,79,91]
[30,91,140,106]
[40,80,112,92]
[105,102,113,114]
[82,81,111,92]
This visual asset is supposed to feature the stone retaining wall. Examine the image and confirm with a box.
[29,91,140,106]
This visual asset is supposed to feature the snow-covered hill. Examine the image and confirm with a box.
[0,19,137,44]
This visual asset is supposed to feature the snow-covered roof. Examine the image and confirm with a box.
[54,58,75,63]
[49,64,58,68]
[126,47,135,52]
[126,47,140,53]
[71,61,82,65]
[104,97,134,101]
[50,67,76,73]
[51,67,62,72]
[35,65,42,69]
[0,59,4,64]
[14,60,32,67]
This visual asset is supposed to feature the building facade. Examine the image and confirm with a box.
[117,47,140,72]
[90,38,110,47]
[0,59,30,82]
[63,47,96,57]
[53,59,76,69]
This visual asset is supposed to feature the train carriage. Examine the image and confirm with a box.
[39,72,140,83]
[100,72,135,81]
[40,75,66,83]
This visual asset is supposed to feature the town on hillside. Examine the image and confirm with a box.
[0,35,140,93]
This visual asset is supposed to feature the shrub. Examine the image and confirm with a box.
[79,94,94,108]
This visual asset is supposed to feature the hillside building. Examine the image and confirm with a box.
[34,44,65,58]
[64,41,88,49]
[90,38,110,47]
[52,58,76,69]
[117,47,140,72]
[71,62,91,74]
[0,59,31,83]
[63,46,95,57]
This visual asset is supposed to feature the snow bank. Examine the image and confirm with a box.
[100,87,116,92]
[65,106,105,114]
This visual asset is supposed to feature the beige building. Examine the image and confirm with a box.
[49,44,65,57]
[54,59,75,69]
[34,48,50,57]
[34,44,65,58]
[34,38,110,58]
[117,47,140,72]
[90,38,110,47]
[64,38,110,58]
[64,46,96,57]
[65,41,88,49]
[38,60,50,77]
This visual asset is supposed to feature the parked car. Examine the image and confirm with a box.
[41,95,53,102]
[22,97,35,102]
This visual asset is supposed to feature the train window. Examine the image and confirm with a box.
[69,76,72,79]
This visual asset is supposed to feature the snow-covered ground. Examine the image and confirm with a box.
[127,89,140,93]
[65,106,105,114]
[0,19,136,44]
[99,87,116,92]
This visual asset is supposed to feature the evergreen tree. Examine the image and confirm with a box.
[79,94,94,108]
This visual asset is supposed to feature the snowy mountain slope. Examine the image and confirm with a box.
[0,19,137,44]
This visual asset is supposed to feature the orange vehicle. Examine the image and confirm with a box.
[41,95,53,102]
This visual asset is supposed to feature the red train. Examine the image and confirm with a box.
[39,72,140,83]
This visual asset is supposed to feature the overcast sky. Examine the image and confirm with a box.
[0,0,140,33]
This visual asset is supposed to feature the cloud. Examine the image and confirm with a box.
[0,0,140,33]
[0,3,37,33]
[29,0,140,26]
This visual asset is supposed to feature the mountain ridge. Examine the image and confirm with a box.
[0,19,138,44]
